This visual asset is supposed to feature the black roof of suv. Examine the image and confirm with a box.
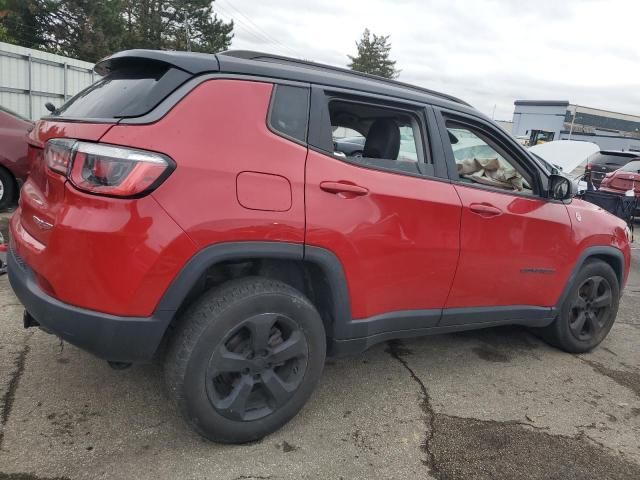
[95,49,473,111]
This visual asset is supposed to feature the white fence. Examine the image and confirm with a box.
[0,42,96,120]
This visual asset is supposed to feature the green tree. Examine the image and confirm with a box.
[121,0,233,54]
[0,0,233,62]
[0,0,53,49]
[348,28,398,79]
[46,0,126,61]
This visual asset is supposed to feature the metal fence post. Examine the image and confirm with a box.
[63,62,68,101]
[27,54,33,120]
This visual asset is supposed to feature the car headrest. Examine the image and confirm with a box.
[363,118,400,160]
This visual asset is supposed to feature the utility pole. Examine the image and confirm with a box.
[185,11,191,51]
[569,105,578,140]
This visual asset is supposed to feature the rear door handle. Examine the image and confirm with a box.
[320,181,369,196]
[469,203,502,217]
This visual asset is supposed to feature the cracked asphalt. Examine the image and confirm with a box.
[1,211,639,480]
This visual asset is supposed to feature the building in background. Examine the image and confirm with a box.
[0,42,96,120]
[511,100,640,151]
[495,120,513,134]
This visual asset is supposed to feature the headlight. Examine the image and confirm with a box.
[624,225,632,242]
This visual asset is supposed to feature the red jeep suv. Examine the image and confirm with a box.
[8,50,631,443]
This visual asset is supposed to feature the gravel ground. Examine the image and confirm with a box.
[0,210,639,480]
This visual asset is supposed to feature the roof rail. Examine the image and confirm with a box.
[219,50,471,107]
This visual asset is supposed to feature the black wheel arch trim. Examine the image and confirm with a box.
[154,241,353,326]
[554,246,625,310]
[154,242,625,358]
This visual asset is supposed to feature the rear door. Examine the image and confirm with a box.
[305,86,462,326]
[435,109,574,319]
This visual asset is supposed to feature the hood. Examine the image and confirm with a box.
[529,141,599,174]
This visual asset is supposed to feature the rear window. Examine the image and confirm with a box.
[588,152,636,167]
[620,160,640,172]
[53,65,190,119]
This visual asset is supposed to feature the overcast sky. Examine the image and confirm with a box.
[213,0,640,120]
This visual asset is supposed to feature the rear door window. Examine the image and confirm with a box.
[53,65,190,119]
[312,94,430,177]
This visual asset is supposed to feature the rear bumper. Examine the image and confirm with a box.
[7,247,172,363]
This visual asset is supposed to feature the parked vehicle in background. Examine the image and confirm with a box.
[334,135,365,156]
[529,140,599,175]
[0,106,33,209]
[585,150,640,188]
[529,140,600,193]
[599,160,640,210]
[8,49,632,444]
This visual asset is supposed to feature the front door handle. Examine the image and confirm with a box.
[320,181,369,196]
[469,203,502,217]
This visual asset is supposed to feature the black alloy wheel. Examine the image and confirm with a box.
[206,312,308,421]
[568,275,613,342]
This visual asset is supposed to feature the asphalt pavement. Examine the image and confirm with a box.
[0,211,639,480]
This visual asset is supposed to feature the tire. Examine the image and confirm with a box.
[540,260,620,353]
[0,168,16,211]
[165,277,326,443]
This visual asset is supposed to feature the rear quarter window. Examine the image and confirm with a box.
[53,65,190,119]
[268,85,310,143]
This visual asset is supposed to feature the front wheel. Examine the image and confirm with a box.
[165,277,326,443]
[540,260,620,353]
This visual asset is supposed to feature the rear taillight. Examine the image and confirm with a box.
[45,138,76,175]
[44,139,174,197]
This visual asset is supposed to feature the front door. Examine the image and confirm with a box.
[437,112,574,313]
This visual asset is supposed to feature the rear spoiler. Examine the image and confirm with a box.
[94,49,221,76]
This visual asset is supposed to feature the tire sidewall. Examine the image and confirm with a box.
[179,287,326,443]
[555,260,620,352]
[0,169,15,210]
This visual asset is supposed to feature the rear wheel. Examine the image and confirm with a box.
[0,168,16,211]
[165,277,326,443]
[541,260,619,353]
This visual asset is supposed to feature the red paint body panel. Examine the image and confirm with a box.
[0,109,32,183]
[11,187,197,316]
[565,198,631,288]
[600,170,640,197]
[102,80,306,247]
[20,121,115,247]
[305,150,462,319]
[446,185,574,308]
[12,119,197,316]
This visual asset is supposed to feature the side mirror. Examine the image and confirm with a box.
[549,174,573,200]
[44,102,56,113]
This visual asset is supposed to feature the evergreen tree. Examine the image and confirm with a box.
[120,0,233,55]
[46,0,126,61]
[1,0,52,49]
[348,28,399,79]
[0,0,233,62]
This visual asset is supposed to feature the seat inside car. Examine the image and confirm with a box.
[363,118,400,160]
